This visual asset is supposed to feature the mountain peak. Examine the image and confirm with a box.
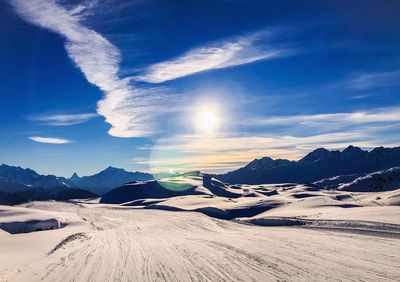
[70,172,80,180]
[71,166,153,195]
[103,166,126,173]
[244,157,292,170]
[299,148,334,163]
[0,164,38,176]
[0,164,20,170]
[342,145,364,156]
[245,157,274,170]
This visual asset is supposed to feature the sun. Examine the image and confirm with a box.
[196,109,219,134]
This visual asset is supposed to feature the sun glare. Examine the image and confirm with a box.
[196,109,219,134]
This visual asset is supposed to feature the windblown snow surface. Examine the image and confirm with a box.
[0,175,399,281]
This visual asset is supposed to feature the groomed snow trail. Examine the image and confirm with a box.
[2,204,400,282]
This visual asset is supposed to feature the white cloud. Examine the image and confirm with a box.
[136,31,291,83]
[11,0,166,137]
[140,106,400,172]
[10,1,294,137]
[29,136,72,144]
[246,107,400,127]
[138,131,392,173]
[31,113,98,126]
[347,71,400,90]
[11,1,285,137]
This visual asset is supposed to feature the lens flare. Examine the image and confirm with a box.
[149,140,193,191]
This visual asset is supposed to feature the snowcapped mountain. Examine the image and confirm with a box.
[338,167,400,192]
[0,164,73,193]
[68,166,153,195]
[0,164,153,195]
[216,146,400,184]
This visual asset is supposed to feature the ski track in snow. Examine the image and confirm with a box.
[1,203,400,282]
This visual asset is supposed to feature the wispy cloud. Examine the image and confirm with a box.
[136,31,292,83]
[31,113,98,126]
[246,107,400,127]
[11,0,292,136]
[138,131,391,173]
[29,136,72,144]
[140,106,400,172]
[347,71,400,90]
[11,0,167,137]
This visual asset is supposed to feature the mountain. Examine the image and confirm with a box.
[338,167,400,192]
[313,173,367,189]
[0,164,73,193]
[69,166,153,195]
[70,172,80,183]
[0,164,153,196]
[0,178,28,193]
[216,145,400,184]
[244,157,293,170]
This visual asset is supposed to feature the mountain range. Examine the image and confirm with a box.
[216,145,400,184]
[1,145,400,200]
[0,164,72,192]
[0,164,153,195]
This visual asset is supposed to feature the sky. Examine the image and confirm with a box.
[1,0,400,177]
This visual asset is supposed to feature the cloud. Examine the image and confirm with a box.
[11,1,286,137]
[141,106,400,172]
[31,113,98,126]
[245,107,400,128]
[29,136,72,144]
[347,71,400,90]
[140,130,393,173]
[10,1,294,137]
[11,0,167,137]
[136,31,292,83]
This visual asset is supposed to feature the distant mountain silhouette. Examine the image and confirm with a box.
[2,145,400,198]
[0,164,153,195]
[216,146,400,184]
[69,166,153,195]
[0,164,101,204]
[0,164,73,193]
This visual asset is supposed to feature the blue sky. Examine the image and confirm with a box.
[1,0,400,177]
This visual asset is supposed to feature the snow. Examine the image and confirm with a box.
[0,174,399,281]
[339,166,400,192]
